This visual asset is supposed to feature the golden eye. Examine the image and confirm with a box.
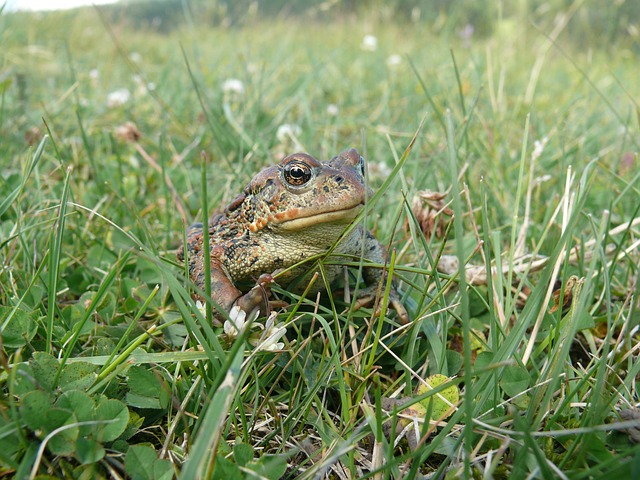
[283,162,312,186]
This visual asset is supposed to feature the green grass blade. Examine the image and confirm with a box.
[445,109,472,477]
[179,346,243,479]
[45,166,72,353]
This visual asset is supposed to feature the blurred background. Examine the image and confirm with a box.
[3,0,639,46]
[5,0,115,11]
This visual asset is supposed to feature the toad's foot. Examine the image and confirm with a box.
[351,284,410,324]
[232,274,288,319]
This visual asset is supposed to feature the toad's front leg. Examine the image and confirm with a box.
[353,233,410,324]
[188,246,273,325]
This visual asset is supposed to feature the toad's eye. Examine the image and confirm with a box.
[358,155,366,176]
[283,161,313,186]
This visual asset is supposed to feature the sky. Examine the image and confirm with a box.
[4,0,116,11]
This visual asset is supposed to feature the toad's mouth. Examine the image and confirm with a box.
[273,204,364,231]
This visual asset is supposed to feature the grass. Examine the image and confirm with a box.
[1,2,639,478]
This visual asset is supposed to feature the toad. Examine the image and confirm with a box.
[179,148,409,324]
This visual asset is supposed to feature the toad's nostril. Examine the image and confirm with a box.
[335,176,344,183]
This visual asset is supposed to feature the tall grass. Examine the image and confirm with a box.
[0,2,639,478]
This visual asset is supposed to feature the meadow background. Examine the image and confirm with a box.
[1,0,639,478]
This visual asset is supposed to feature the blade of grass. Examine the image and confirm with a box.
[407,57,446,133]
[445,109,472,478]
[0,251,48,335]
[0,134,48,219]
[506,114,530,314]
[180,44,238,172]
[200,151,213,325]
[95,285,160,380]
[66,350,211,366]
[46,166,72,353]
[75,108,96,174]
[55,251,131,382]
[179,343,244,478]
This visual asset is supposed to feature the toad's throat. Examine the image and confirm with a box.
[252,204,364,232]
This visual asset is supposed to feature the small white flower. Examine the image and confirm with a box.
[252,312,286,351]
[224,305,249,339]
[532,136,549,160]
[222,78,245,96]
[130,52,142,63]
[361,34,378,51]
[195,300,206,317]
[326,104,339,117]
[460,24,475,42]
[133,75,146,95]
[89,70,100,88]
[106,88,131,108]
[260,335,285,351]
[460,24,475,48]
[131,75,155,96]
[386,54,402,68]
[276,123,301,143]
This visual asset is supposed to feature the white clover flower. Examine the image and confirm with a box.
[130,75,156,96]
[252,312,286,351]
[89,69,100,87]
[460,23,475,49]
[326,104,339,117]
[532,136,549,160]
[361,34,378,51]
[276,123,301,143]
[460,24,475,41]
[195,300,206,317]
[224,305,249,339]
[259,333,285,351]
[106,88,131,108]
[133,75,146,95]
[222,78,245,96]
[386,54,402,68]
